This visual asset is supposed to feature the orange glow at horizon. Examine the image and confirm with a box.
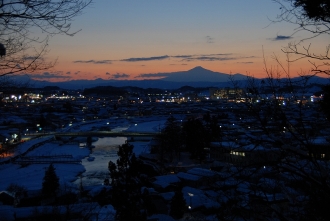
[34,55,316,83]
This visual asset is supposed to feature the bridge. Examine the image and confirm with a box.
[14,155,81,165]
[51,131,158,137]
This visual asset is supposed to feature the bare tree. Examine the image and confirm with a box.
[0,0,92,77]
[215,51,330,220]
[272,0,330,76]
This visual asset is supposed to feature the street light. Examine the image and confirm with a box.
[134,123,137,131]
[188,192,194,210]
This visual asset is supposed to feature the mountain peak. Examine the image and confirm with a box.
[162,66,244,82]
[189,66,209,72]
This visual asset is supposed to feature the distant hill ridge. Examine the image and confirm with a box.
[6,66,330,90]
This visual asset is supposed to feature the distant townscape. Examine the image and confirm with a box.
[0,75,329,220]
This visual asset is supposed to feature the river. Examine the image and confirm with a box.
[74,136,127,187]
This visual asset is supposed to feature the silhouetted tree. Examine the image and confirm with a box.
[6,183,27,206]
[219,59,330,220]
[205,114,221,142]
[63,101,73,113]
[274,0,330,76]
[0,0,92,77]
[291,0,330,21]
[169,189,186,219]
[42,164,59,198]
[182,118,209,162]
[39,114,47,130]
[86,136,92,147]
[158,116,183,161]
[141,188,157,216]
[220,3,330,213]
[320,84,330,121]
[108,142,146,221]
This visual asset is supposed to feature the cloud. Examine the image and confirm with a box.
[174,53,238,62]
[66,71,71,75]
[73,60,112,64]
[74,71,80,75]
[237,61,254,64]
[192,56,235,61]
[23,56,43,61]
[110,73,130,79]
[121,55,169,62]
[172,53,236,62]
[105,72,129,79]
[135,72,172,78]
[206,36,214,44]
[71,53,254,67]
[30,72,72,80]
[271,35,293,41]
[169,63,188,66]
[172,55,194,59]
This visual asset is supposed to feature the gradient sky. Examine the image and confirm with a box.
[29,0,328,81]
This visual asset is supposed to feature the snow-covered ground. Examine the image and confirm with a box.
[0,140,89,191]
[0,117,167,192]
[0,116,169,220]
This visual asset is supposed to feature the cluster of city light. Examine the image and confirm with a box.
[1,93,43,103]
[311,94,323,102]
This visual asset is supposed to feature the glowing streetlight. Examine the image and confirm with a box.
[188,193,194,210]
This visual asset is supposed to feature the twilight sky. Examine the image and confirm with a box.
[31,0,328,81]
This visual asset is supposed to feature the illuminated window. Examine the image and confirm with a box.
[230,151,245,156]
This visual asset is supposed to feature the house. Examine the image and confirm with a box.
[0,191,14,205]
[152,174,181,191]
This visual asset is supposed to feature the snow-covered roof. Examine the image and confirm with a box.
[88,185,112,197]
[177,172,201,181]
[153,174,180,188]
[312,136,328,145]
[182,186,220,210]
[159,191,175,201]
[96,204,116,221]
[0,190,15,197]
[148,214,176,221]
[186,167,218,177]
